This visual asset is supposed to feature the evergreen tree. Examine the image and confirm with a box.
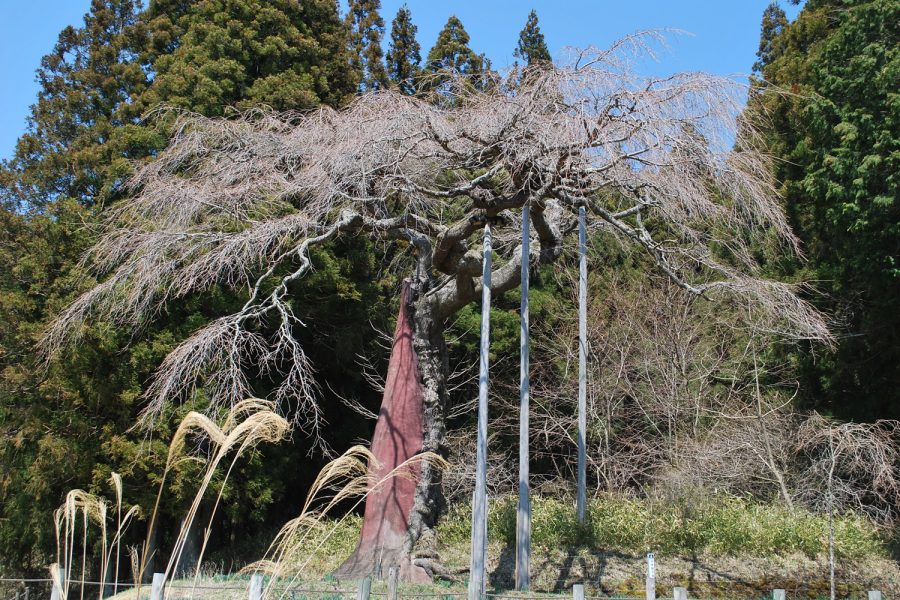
[425,15,484,75]
[751,0,900,419]
[386,4,421,95]
[0,0,148,208]
[514,9,551,66]
[423,15,491,96]
[142,0,355,113]
[346,0,389,92]
[0,0,374,573]
[752,3,788,74]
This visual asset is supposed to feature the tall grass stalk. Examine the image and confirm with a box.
[136,399,289,599]
[243,447,447,600]
[52,400,287,600]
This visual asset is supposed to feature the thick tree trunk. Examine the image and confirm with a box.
[334,280,445,583]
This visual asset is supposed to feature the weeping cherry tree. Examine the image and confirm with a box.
[45,34,830,582]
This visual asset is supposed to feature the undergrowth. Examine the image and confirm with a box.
[269,494,886,580]
[436,495,886,559]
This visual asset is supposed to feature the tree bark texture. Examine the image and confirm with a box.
[335,280,444,583]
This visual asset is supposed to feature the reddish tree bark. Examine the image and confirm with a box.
[334,281,429,581]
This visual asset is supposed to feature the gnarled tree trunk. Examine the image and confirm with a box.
[334,279,446,583]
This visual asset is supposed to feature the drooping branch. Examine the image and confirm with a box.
[44,33,831,432]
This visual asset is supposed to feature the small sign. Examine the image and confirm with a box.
[647,552,656,578]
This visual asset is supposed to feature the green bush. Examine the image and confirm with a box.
[436,494,887,559]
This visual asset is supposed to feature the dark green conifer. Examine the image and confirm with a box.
[514,10,551,66]
[751,0,900,419]
[0,0,148,208]
[386,4,421,94]
[752,3,787,74]
[425,15,484,75]
[143,0,355,113]
[346,0,389,91]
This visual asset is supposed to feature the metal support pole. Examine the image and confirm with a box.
[516,205,531,591]
[577,206,587,524]
[468,222,492,600]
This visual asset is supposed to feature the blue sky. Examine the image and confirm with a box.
[0,1,801,161]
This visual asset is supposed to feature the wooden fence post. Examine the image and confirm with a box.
[673,587,687,600]
[357,576,372,600]
[645,553,656,600]
[773,589,785,600]
[577,206,587,524]
[150,573,165,600]
[868,592,882,600]
[468,223,492,600]
[249,574,263,600]
[572,583,584,600]
[387,567,399,600]
[515,204,531,593]
[49,566,65,600]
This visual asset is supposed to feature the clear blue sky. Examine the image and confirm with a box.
[0,1,801,162]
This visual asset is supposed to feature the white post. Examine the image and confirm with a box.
[150,573,165,600]
[572,584,585,600]
[357,577,372,600]
[868,592,882,600]
[673,587,687,600]
[49,566,65,600]
[468,222,492,600]
[387,567,399,600]
[646,553,656,600]
[577,205,587,524]
[249,574,263,600]
[516,205,531,591]
[773,589,785,600]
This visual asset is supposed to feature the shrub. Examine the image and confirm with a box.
[435,494,887,559]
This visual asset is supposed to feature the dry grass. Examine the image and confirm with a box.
[51,400,289,600]
[244,447,447,599]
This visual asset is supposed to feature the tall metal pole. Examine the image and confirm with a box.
[468,222,492,600]
[577,206,587,524]
[515,206,531,591]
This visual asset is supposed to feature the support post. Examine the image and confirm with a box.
[516,205,531,591]
[577,206,587,524]
[573,584,585,600]
[387,567,399,600]
[773,590,785,600]
[150,573,165,600]
[646,553,656,600]
[357,577,372,600]
[673,587,687,600]
[49,566,65,600]
[249,574,263,600]
[868,592,882,600]
[468,223,492,600]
